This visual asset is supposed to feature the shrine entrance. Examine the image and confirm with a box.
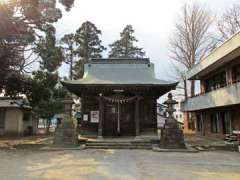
[102,96,136,136]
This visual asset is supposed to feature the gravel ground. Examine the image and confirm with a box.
[0,149,240,180]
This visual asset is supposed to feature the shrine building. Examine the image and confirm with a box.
[62,58,177,138]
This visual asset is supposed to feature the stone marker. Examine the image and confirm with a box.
[159,93,186,149]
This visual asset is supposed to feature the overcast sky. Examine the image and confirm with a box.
[55,0,239,81]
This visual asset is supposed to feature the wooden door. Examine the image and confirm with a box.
[103,102,135,136]
[120,103,134,136]
[103,103,118,136]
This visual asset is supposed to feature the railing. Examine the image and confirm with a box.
[182,80,240,111]
[189,79,240,98]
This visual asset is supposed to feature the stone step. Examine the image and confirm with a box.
[86,145,152,150]
[86,144,152,147]
[85,141,152,149]
[86,142,152,146]
[86,140,151,143]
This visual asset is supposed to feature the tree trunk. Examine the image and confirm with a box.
[46,119,51,133]
[190,80,195,97]
[184,79,190,132]
[184,79,188,100]
[70,52,73,80]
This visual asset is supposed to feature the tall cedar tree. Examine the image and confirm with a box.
[60,33,76,80]
[109,25,145,58]
[74,21,105,78]
[36,25,64,72]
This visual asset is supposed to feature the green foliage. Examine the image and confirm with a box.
[74,21,105,78]
[0,40,23,91]
[3,73,26,97]
[59,0,75,11]
[60,33,76,79]
[25,71,67,119]
[36,25,64,72]
[0,0,75,125]
[0,0,74,92]
[109,25,145,58]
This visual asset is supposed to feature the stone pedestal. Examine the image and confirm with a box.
[54,119,77,146]
[159,93,186,149]
[54,96,77,146]
[159,126,186,149]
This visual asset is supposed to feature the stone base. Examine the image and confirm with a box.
[159,128,186,149]
[152,144,198,153]
[54,127,77,146]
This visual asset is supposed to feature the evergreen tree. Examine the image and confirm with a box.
[74,21,105,78]
[60,33,76,80]
[0,0,75,131]
[0,0,75,93]
[109,25,145,58]
[36,25,64,72]
[30,25,65,131]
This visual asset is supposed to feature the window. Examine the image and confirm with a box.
[188,113,195,130]
[232,65,240,82]
[0,109,5,128]
[205,71,227,92]
[210,113,220,133]
[221,112,231,134]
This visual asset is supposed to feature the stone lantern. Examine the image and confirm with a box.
[159,93,186,149]
[54,94,77,146]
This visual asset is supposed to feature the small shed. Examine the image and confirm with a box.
[0,97,37,136]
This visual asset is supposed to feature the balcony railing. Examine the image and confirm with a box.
[190,79,240,98]
[182,81,240,111]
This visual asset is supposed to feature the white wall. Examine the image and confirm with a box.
[5,108,23,135]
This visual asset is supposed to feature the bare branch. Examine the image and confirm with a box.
[217,4,240,41]
[169,2,215,98]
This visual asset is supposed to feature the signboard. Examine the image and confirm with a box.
[157,115,166,128]
[91,111,99,123]
[83,114,88,121]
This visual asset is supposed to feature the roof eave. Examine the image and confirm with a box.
[61,81,178,87]
[186,32,240,80]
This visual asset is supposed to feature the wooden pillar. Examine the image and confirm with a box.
[154,98,157,129]
[135,98,140,136]
[81,95,85,117]
[98,96,103,138]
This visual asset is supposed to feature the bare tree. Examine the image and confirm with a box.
[217,4,240,41]
[169,3,216,131]
[169,3,215,98]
